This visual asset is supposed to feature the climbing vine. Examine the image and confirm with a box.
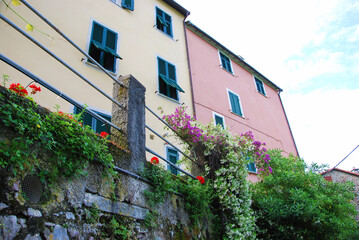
[162,106,271,239]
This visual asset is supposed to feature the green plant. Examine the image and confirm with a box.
[85,206,100,224]
[252,149,358,240]
[0,84,117,184]
[143,210,159,230]
[2,74,9,87]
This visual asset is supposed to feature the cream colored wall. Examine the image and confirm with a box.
[0,0,193,167]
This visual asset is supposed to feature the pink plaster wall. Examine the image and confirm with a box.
[186,27,298,156]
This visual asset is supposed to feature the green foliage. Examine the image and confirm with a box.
[85,206,100,224]
[143,210,159,230]
[0,86,116,183]
[140,163,213,228]
[252,149,359,240]
[102,216,133,239]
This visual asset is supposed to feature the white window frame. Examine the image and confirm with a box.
[254,76,266,96]
[85,18,121,75]
[218,51,234,75]
[212,111,226,128]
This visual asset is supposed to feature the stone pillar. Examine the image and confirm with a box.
[111,75,146,174]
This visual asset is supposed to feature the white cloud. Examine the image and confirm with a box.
[282,89,359,170]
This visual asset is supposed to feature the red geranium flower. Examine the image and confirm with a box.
[29,84,41,95]
[100,131,109,138]
[151,157,159,165]
[9,83,28,96]
[196,176,205,184]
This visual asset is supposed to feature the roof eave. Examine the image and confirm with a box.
[162,0,190,17]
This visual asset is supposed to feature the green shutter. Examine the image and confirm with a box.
[158,58,166,75]
[229,92,242,116]
[105,47,122,59]
[159,75,184,93]
[122,0,134,10]
[105,30,116,50]
[167,148,178,175]
[92,23,104,43]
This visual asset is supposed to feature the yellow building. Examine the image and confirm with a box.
[0,0,193,173]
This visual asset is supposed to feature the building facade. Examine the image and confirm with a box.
[0,0,193,169]
[185,22,298,176]
[321,168,359,220]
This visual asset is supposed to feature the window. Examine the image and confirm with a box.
[109,0,134,10]
[219,52,233,73]
[247,162,257,173]
[213,112,225,128]
[156,7,172,37]
[158,57,184,100]
[121,0,134,10]
[167,147,179,175]
[255,77,266,95]
[228,90,243,116]
[88,22,122,72]
[74,107,111,134]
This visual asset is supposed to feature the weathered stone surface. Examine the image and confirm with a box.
[24,233,42,240]
[52,225,69,240]
[65,212,75,220]
[0,202,9,211]
[26,208,42,217]
[84,193,148,220]
[112,75,146,174]
[18,218,27,228]
[85,163,103,194]
[0,215,21,240]
[64,176,86,208]
[68,227,80,238]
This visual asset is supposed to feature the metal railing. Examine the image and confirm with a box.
[0,0,197,179]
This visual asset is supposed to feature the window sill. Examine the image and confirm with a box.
[257,91,267,97]
[157,92,181,104]
[231,111,245,119]
[155,28,176,41]
[84,61,117,77]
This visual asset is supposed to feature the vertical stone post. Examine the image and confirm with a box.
[111,75,146,174]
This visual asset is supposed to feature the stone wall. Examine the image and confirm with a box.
[0,76,212,240]
[322,168,359,221]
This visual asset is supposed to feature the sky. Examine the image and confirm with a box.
[176,0,359,170]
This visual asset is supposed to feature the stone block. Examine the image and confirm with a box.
[0,215,21,240]
[84,193,148,220]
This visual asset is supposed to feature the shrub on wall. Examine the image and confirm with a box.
[0,84,117,183]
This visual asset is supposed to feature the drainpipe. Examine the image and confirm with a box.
[183,15,196,117]
[278,91,300,157]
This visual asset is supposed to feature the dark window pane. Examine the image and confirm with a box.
[89,43,102,64]
[104,52,115,71]
[169,86,178,100]
[159,76,167,96]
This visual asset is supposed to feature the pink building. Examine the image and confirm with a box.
[185,22,298,177]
